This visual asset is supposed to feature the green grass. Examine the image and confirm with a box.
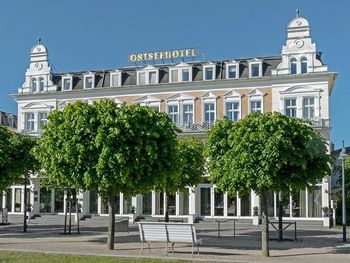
[0,251,189,263]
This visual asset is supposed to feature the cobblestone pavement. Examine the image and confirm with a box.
[0,215,349,262]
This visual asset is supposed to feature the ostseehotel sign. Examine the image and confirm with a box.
[129,48,198,62]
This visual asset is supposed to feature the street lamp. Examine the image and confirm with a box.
[339,141,348,243]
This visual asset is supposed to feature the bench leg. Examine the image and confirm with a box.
[147,242,151,254]
[171,242,175,254]
[140,241,144,255]
[165,242,168,255]
[197,243,200,255]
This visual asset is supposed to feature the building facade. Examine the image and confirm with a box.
[0,111,17,130]
[4,15,336,225]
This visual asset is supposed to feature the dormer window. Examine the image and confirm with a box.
[110,71,121,87]
[290,58,297,75]
[225,61,239,79]
[301,57,308,74]
[39,77,45,92]
[84,74,95,89]
[251,64,260,77]
[248,59,263,78]
[169,62,192,83]
[62,76,72,91]
[203,65,215,81]
[31,78,37,92]
[137,65,159,85]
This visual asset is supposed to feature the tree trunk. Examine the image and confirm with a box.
[261,191,270,257]
[164,193,169,222]
[107,193,116,250]
[278,192,283,241]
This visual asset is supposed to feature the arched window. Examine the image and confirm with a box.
[31,78,37,92]
[301,57,308,74]
[290,58,297,75]
[39,77,45,92]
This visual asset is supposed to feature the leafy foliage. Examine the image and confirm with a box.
[0,127,39,192]
[205,112,332,196]
[156,137,205,194]
[93,99,179,198]
[34,101,98,190]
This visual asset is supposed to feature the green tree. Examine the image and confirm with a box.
[0,127,39,192]
[93,99,178,250]
[156,137,205,222]
[205,112,332,257]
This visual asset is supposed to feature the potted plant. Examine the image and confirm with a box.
[253,206,259,226]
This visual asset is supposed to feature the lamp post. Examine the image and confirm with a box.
[339,141,348,243]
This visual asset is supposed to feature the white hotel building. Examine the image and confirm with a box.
[3,16,336,225]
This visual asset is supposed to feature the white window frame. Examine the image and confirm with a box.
[182,100,194,125]
[284,98,297,117]
[137,65,159,85]
[279,86,321,120]
[169,63,192,83]
[38,112,48,130]
[203,64,216,81]
[167,101,179,125]
[223,90,242,121]
[302,97,315,119]
[202,92,217,124]
[300,57,308,74]
[24,112,35,132]
[290,57,298,75]
[38,77,45,92]
[83,74,95,89]
[110,71,122,87]
[134,95,161,111]
[7,115,14,127]
[31,78,37,93]
[248,59,263,78]
[62,76,73,91]
[249,89,264,113]
[225,61,239,79]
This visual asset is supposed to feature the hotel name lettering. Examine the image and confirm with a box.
[129,48,197,62]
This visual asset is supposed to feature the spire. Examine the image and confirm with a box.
[296,8,300,18]
[38,37,42,45]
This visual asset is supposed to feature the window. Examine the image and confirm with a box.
[169,63,192,83]
[138,72,146,85]
[171,69,178,83]
[84,75,94,89]
[7,115,13,127]
[168,105,179,124]
[204,103,215,124]
[285,98,297,117]
[38,112,48,130]
[226,102,240,121]
[149,71,157,84]
[204,67,214,80]
[290,58,297,75]
[31,78,37,92]
[25,112,35,132]
[182,69,190,81]
[301,57,308,74]
[39,77,45,92]
[303,97,315,119]
[251,64,260,77]
[228,65,237,79]
[110,72,121,87]
[250,100,262,113]
[183,103,194,125]
[62,77,72,91]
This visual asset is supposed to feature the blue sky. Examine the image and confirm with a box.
[0,0,348,148]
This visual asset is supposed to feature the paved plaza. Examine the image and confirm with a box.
[0,215,349,262]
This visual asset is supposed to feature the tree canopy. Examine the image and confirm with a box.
[205,112,332,256]
[205,112,332,196]
[0,127,39,192]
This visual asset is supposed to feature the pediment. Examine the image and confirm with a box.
[249,89,265,97]
[280,85,322,94]
[202,91,217,99]
[22,102,53,110]
[167,93,195,101]
[134,95,161,103]
[223,90,242,98]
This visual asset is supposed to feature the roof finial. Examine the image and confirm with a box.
[296,8,300,18]
[38,37,42,45]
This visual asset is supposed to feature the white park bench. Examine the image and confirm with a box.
[138,222,200,255]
